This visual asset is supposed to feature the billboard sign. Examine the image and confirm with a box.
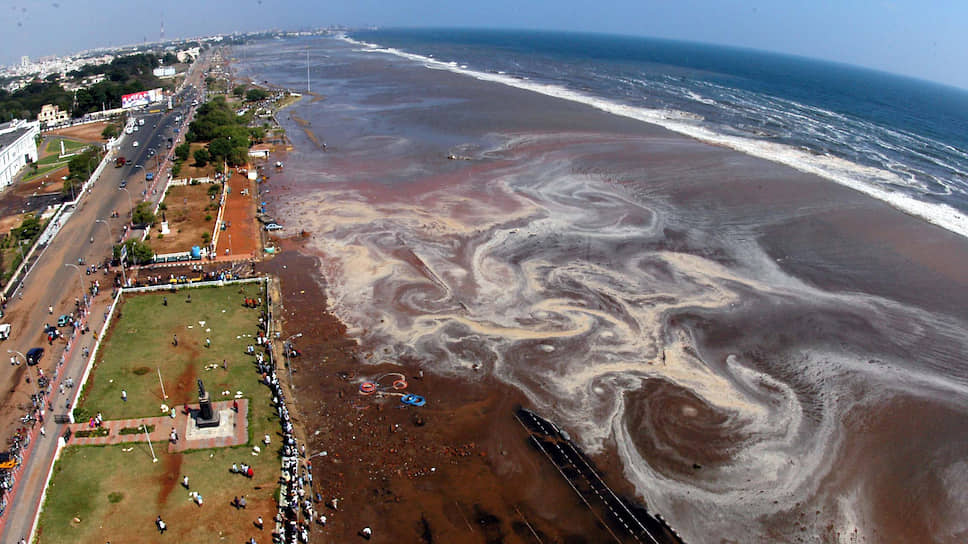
[121,88,164,109]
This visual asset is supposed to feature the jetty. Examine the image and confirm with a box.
[515,408,686,544]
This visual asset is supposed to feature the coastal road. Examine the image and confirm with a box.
[0,88,200,543]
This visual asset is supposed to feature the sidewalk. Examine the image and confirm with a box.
[0,294,111,542]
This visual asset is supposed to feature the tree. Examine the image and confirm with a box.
[193,147,210,167]
[132,201,156,227]
[114,239,154,265]
[207,137,233,163]
[232,85,246,98]
[62,178,81,198]
[245,88,268,102]
[11,214,42,240]
[174,142,191,161]
[101,124,120,139]
[67,148,100,181]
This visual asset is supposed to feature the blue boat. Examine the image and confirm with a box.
[401,394,426,407]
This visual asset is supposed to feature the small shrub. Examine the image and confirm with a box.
[119,424,153,436]
[157,233,164,239]
[74,427,110,438]
[132,366,151,376]
[108,492,124,503]
[158,203,167,211]
[204,214,212,221]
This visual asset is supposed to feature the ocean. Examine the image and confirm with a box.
[348,29,968,238]
[235,30,968,543]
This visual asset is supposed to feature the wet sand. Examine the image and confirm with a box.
[241,38,968,543]
[257,246,626,543]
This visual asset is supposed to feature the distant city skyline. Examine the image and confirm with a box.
[1,0,966,90]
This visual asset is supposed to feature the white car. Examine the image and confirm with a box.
[264,223,283,231]
[132,141,139,147]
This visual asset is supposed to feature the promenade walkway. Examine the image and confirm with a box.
[67,399,248,452]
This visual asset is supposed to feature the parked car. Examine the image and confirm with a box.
[132,141,139,147]
[0,324,10,340]
[146,173,155,181]
[119,179,127,188]
[26,347,44,366]
[57,314,71,327]
[264,223,283,231]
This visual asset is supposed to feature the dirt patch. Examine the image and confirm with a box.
[149,183,219,254]
[177,143,216,180]
[48,122,109,143]
[0,214,26,236]
[214,172,258,259]
[158,445,183,506]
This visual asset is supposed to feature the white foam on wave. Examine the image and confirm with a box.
[339,35,968,239]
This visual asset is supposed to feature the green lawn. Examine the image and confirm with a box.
[23,162,68,183]
[37,441,280,543]
[38,284,283,544]
[76,285,266,422]
[44,137,89,155]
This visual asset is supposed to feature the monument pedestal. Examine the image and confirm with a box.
[195,382,221,428]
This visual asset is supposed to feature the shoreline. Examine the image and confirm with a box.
[341,34,968,241]
[240,37,968,543]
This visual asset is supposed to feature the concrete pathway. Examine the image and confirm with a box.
[67,399,248,452]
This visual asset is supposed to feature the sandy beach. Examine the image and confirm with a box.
[242,37,968,543]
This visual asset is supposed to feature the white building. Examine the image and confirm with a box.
[37,104,70,128]
[0,120,40,188]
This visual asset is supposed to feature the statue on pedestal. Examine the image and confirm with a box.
[195,378,221,428]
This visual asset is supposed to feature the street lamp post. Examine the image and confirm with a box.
[8,350,39,395]
[16,238,28,268]
[133,164,148,196]
[118,187,133,218]
[64,263,85,293]
[95,219,113,244]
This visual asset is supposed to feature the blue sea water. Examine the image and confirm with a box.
[347,28,968,236]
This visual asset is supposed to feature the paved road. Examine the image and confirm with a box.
[0,54,210,542]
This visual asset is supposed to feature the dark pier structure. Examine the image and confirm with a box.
[515,408,686,544]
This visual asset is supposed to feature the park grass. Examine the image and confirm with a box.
[76,284,266,422]
[37,441,280,543]
[37,283,284,544]
[43,137,89,156]
[23,162,68,183]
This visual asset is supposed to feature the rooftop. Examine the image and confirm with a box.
[0,126,32,153]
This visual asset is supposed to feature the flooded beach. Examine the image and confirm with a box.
[240,36,968,543]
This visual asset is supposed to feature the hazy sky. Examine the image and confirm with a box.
[2,0,966,89]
